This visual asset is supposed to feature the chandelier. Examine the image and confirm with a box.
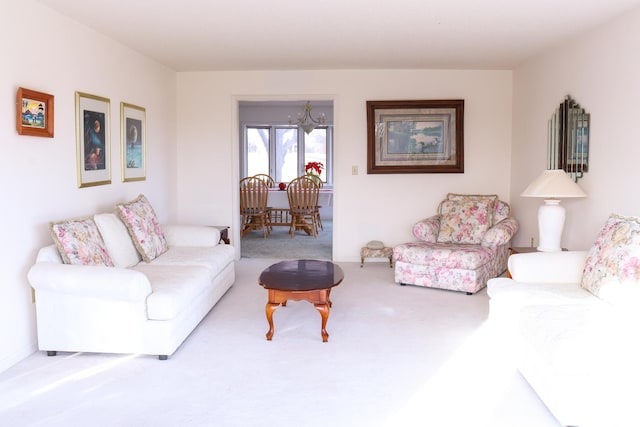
[288,101,326,134]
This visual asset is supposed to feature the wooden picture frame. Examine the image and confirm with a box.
[75,91,111,188]
[121,102,146,182]
[16,87,54,137]
[367,99,464,174]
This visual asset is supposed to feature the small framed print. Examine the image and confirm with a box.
[367,99,464,174]
[121,102,146,182]
[75,91,111,188]
[16,87,54,137]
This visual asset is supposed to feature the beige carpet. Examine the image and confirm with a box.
[0,258,560,427]
[240,219,332,260]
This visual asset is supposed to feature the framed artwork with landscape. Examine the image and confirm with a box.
[16,87,54,138]
[75,91,111,188]
[120,102,146,182]
[366,99,464,174]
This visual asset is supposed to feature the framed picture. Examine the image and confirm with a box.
[75,91,111,188]
[367,99,464,174]
[16,87,54,137]
[120,102,146,182]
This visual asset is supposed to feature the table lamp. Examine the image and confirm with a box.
[521,169,587,252]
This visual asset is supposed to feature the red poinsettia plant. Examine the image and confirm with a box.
[305,161,324,176]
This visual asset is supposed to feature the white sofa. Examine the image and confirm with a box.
[487,214,640,427]
[28,211,235,360]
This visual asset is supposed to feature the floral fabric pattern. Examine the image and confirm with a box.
[49,217,114,266]
[581,213,640,301]
[394,196,516,294]
[436,199,494,244]
[412,216,441,243]
[117,194,168,263]
[482,217,519,247]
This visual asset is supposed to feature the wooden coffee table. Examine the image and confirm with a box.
[258,259,344,342]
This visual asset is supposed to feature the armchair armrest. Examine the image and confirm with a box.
[28,263,152,302]
[481,217,519,247]
[412,215,441,243]
[508,251,589,284]
[162,224,220,247]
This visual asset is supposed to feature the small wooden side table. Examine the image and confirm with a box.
[507,247,537,278]
[212,226,230,245]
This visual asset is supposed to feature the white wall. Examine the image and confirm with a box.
[511,7,640,250]
[176,70,513,261]
[0,3,177,372]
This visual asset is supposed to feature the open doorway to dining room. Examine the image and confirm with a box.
[237,100,334,260]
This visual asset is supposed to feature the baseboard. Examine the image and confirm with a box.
[0,342,38,374]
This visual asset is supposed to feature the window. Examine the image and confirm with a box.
[243,125,332,185]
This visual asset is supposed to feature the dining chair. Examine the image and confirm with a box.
[239,176,271,238]
[286,176,320,238]
[253,174,275,188]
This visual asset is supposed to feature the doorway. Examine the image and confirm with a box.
[237,100,334,260]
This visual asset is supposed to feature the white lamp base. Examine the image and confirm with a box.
[537,199,565,252]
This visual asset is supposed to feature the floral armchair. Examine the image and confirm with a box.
[393,193,519,294]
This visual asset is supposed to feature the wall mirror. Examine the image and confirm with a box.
[547,95,590,181]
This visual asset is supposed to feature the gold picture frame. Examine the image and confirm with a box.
[16,87,54,138]
[121,102,146,182]
[75,91,111,188]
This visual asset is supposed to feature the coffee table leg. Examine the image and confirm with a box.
[314,303,330,342]
[265,302,280,340]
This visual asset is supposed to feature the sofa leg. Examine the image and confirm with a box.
[400,283,407,286]
[46,351,57,356]
[158,355,168,361]
[466,292,472,295]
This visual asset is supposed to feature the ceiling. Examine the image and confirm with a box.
[38,0,640,72]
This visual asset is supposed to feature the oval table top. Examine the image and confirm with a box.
[259,259,344,292]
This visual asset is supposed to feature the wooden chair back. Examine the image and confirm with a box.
[287,176,319,214]
[253,174,275,188]
[240,176,269,214]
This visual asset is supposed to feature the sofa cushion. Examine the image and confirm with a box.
[394,241,493,269]
[49,217,114,266]
[94,213,141,268]
[437,198,494,244]
[132,264,212,320]
[148,244,235,277]
[116,194,168,263]
[581,213,640,305]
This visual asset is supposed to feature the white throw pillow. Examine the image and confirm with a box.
[94,213,141,268]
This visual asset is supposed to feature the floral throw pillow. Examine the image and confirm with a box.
[437,199,494,244]
[116,194,168,263]
[49,217,114,266]
[581,213,640,304]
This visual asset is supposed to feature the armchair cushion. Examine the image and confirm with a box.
[436,198,494,244]
[580,213,640,306]
[394,242,493,269]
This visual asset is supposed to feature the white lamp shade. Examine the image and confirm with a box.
[521,169,587,198]
[521,169,586,252]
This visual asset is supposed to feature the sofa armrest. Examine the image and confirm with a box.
[481,217,519,247]
[412,215,441,243]
[162,224,221,247]
[28,263,152,302]
[508,251,589,284]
